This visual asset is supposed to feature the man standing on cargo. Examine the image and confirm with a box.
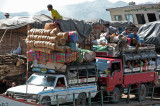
[47,4,63,26]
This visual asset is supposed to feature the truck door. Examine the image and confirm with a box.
[54,77,68,104]
[109,61,123,90]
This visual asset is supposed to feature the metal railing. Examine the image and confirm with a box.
[38,85,158,106]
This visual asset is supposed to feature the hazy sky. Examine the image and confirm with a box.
[0,0,159,13]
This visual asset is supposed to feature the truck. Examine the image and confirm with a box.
[96,45,158,102]
[5,64,97,106]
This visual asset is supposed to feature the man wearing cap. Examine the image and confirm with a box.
[104,23,117,35]
[47,4,63,24]
[127,29,141,44]
[121,27,129,36]
[4,13,10,19]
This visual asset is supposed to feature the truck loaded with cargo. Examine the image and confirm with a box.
[4,23,98,106]
[96,45,158,102]
[5,64,97,105]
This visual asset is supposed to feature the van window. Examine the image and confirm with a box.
[136,14,146,24]
[147,13,157,22]
[114,15,123,21]
[111,62,121,76]
[125,14,134,23]
[79,68,96,78]
[56,77,66,87]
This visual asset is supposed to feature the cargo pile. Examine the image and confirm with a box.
[26,26,80,63]
[26,25,96,72]
[0,55,26,85]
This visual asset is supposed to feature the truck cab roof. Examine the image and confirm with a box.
[96,57,121,61]
[32,73,65,78]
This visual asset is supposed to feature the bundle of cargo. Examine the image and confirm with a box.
[26,28,72,53]
[91,34,128,57]
[0,55,27,86]
[26,26,81,63]
[26,23,97,74]
[78,49,96,62]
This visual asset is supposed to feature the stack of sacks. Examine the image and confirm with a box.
[26,27,79,63]
[26,28,72,53]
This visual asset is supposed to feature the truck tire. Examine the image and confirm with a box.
[136,84,147,101]
[41,96,51,106]
[111,87,121,103]
[76,93,86,106]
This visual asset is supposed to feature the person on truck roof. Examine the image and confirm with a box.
[121,27,129,36]
[104,23,117,35]
[47,4,63,29]
[127,29,141,44]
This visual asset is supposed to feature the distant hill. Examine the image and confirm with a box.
[60,0,128,20]
[2,0,154,21]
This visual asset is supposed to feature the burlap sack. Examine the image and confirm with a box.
[44,23,56,30]
[58,38,66,46]
[50,28,60,36]
[55,46,66,52]
[65,46,72,53]
[44,30,51,36]
[83,51,96,62]
[31,47,52,54]
[49,36,58,43]
[57,32,68,40]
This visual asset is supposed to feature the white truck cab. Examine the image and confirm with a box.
[5,64,97,105]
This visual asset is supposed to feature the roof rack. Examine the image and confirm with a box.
[120,44,155,53]
[95,44,156,58]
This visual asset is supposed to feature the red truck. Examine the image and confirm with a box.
[96,50,157,102]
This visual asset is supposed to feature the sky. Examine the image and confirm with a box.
[0,0,159,13]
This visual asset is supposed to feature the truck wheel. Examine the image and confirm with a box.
[41,96,51,106]
[111,87,121,103]
[136,84,147,101]
[76,93,86,106]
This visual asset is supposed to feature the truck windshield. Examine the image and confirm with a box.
[96,59,110,76]
[27,75,55,86]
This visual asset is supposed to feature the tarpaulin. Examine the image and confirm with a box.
[0,14,92,42]
[138,21,160,45]
[61,17,92,42]
[86,19,133,28]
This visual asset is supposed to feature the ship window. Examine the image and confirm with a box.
[147,13,157,22]
[114,15,123,21]
[136,14,146,24]
[125,14,134,23]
